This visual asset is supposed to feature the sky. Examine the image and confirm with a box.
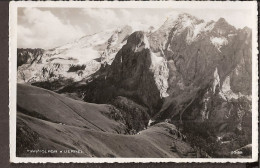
[17,7,253,49]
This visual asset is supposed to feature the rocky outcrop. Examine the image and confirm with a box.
[83,31,169,116]
[17,48,44,67]
[109,96,150,133]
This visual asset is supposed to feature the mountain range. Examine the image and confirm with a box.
[17,13,252,158]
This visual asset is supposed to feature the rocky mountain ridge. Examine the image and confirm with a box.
[81,13,252,157]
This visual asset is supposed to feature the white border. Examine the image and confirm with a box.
[9,1,258,163]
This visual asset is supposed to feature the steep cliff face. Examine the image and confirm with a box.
[147,14,252,122]
[144,14,252,157]
[84,31,169,115]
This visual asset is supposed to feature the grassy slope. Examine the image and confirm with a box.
[17,84,126,133]
[17,84,194,157]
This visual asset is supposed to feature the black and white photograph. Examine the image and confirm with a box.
[9,1,258,163]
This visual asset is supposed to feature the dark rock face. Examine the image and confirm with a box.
[109,96,150,133]
[151,16,251,96]
[17,48,44,67]
[16,118,40,156]
[146,15,252,157]
[147,14,251,116]
[84,31,163,116]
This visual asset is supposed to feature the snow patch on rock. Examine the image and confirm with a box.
[56,29,114,50]
[50,47,100,64]
[159,13,216,45]
[107,32,119,48]
[150,52,169,98]
[143,35,150,49]
[186,21,215,44]
[148,119,155,127]
[210,36,228,51]
[150,52,164,68]
[220,76,250,101]
[212,68,220,93]
[210,69,248,100]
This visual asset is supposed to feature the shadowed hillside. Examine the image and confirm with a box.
[17,84,195,157]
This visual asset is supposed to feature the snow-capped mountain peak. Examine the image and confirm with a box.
[17,25,134,83]
[160,13,203,32]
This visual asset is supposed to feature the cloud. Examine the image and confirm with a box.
[18,8,85,49]
[81,8,166,33]
[81,8,124,33]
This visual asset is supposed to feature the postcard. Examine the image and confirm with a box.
[9,1,258,163]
